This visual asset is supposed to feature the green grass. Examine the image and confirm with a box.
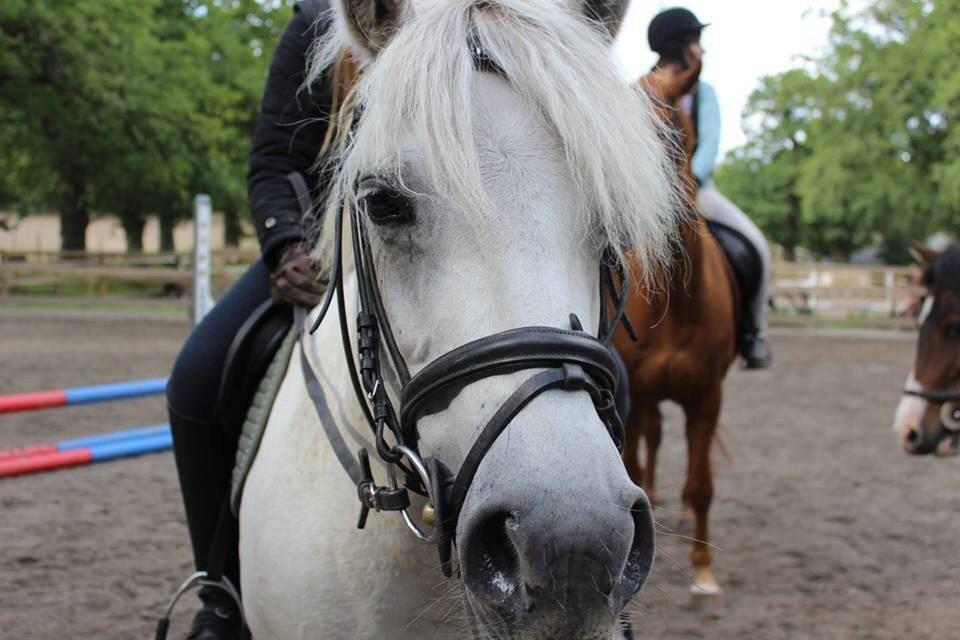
[9,281,175,297]
[3,298,188,317]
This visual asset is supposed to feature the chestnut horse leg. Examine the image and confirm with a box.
[682,385,722,596]
[622,404,645,486]
[641,404,662,506]
[622,403,663,506]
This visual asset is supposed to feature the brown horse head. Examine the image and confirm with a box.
[638,62,700,208]
[894,243,960,455]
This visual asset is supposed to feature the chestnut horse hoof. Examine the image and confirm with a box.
[689,567,721,598]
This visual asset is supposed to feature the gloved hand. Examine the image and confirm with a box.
[269,243,326,308]
[640,58,702,103]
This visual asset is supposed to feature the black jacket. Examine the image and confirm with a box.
[247,0,332,266]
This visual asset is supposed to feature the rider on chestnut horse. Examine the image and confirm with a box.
[647,7,773,369]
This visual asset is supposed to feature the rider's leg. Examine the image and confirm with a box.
[697,184,773,368]
[166,259,272,637]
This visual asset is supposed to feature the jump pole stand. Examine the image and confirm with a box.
[192,194,215,327]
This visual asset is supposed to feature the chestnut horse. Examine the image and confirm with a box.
[893,243,960,456]
[613,65,737,596]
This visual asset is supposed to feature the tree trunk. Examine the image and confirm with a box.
[784,191,801,261]
[159,209,176,252]
[224,206,242,247]
[120,211,146,252]
[60,202,89,252]
[58,169,90,252]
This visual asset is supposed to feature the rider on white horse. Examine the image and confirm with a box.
[165,2,332,637]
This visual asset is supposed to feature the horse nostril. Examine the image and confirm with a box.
[905,427,928,454]
[461,511,522,607]
[618,497,656,598]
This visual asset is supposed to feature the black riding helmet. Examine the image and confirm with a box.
[648,7,708,59]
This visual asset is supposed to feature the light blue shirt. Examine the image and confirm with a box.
[691,81,720,187]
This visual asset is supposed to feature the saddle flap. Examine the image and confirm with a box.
[707,220,762,314]
[230,328,297,516]
[217,300,294,432]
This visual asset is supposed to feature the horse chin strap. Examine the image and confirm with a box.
[302,196,634,576]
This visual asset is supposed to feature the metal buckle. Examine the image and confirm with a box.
[356,449,410,529]
[388,445,439,544]
[941,402,960,432]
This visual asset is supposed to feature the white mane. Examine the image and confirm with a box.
[309,0,683,286]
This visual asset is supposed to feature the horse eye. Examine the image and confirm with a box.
[944,322,960,338]
[360,187,415,225]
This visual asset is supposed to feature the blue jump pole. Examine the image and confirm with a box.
[63,378,168,406]
[86,430,173,462]
[0,378,168,415]
[0,424,173,477]
[58,424,171,451]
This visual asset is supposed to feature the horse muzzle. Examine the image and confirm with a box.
[903,401,960,456]
[456,448,654,632]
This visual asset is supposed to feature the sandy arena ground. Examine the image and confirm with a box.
[1,309,957,639]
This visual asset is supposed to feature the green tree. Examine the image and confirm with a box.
[0,0,297,252]
[0,0,166,250]
[716,69,825,259]
[717,0,960,263]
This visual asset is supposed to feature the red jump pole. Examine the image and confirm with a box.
[0,444,58,461]
[0,390,68,414]
[0,448,93,477]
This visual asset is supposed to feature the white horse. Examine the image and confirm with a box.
[240,1,682,638]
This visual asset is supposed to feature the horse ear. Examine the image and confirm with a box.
[581,0,630,39]
[336,0,408,57]
[910,242,940,267]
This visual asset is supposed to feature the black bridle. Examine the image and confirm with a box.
[901,387,960,454]
[301,159,635,577]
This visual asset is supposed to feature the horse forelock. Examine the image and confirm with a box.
[308,0,684,288]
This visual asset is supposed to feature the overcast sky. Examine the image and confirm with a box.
[614,0,841,156]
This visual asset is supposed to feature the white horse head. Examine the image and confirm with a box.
[242,1,682,637]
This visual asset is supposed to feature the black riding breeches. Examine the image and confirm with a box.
[167,260,272,421]
[166,260,272,586]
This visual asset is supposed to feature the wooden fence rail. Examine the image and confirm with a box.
[1,253,925,328]
[0,249,259,267]
[0,252,254,297]
[770,262,920,318]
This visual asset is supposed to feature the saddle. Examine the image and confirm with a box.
[216,299,294,435]
[707,220,762,335]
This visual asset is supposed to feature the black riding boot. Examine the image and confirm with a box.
[168,406,243,639]
[186,587,243,640]
[740,332,772,369]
